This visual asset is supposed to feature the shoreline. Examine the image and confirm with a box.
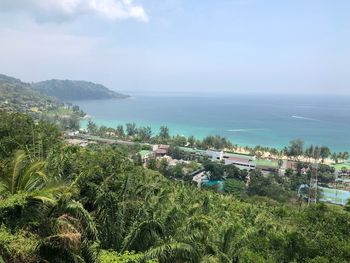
[73,95,350,153]
[78,119,350,167]
[79,118,350,154]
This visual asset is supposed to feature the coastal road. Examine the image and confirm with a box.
[69,133,152,147]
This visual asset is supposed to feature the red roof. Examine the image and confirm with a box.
[286,161,297,169]
[159,144,170,149]
[155,149,167,154]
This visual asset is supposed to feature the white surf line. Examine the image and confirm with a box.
[291,115,317,121]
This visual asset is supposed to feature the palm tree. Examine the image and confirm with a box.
[122,218,164,252]
[331,153,339,164]
[0,150,66,203]
[37,195,99,263]
[141,242,200,263]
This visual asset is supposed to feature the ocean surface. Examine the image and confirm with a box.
[74,94,350,152]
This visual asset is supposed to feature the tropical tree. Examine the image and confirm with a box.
[37,195,99,263]
[141,242,200,263]
[87,121,98,135]
[137,126,152,142]
[224,179,247,199]
[285,139,304,160]
[187,136,196,147]
[331,152,339,164]
[320,146,331,163]
[116,125,125,138]
[0,150,65,203]
[126,123,137,137]
[159,126,170,142]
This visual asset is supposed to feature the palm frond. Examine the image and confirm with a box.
[61,199,98,241]
[141,242,200,263]
[122,219,164,252]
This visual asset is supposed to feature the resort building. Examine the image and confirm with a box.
[154,144,170,157]
[223,152,256,170]
[224,156,256,170]
[139,150,154,163]
[206,150,224,161]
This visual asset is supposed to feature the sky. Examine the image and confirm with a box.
[0,0,349,95]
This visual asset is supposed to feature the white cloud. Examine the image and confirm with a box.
[0,0,148,22]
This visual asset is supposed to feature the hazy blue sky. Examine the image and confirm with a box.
[0,0,349,94]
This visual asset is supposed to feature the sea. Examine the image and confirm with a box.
[73,93,350,152]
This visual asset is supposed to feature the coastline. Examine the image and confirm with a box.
[79,117,350,154]
[74,94,350,153]
[79,118,348,166]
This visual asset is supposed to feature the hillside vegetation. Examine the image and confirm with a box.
[1,110,350,263]
[0,74,62,115]
[32,79,129,101]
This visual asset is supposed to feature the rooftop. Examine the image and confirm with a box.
[139,150,152,158]
[224,152,255,160]
[155,149,167,154]
[179,147,207,155]
[159,144,170,149]
[227,156,254,164]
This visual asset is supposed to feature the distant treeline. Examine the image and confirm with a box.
[86,120,349,163]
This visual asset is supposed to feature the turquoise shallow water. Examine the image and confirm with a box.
[74,94,350,152]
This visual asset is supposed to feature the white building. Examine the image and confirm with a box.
[68,130,80,136]
[206,150,224,161]
[224,156,256,170]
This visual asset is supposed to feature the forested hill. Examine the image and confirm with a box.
[0,74,62,114]
[0,74,23,85]
[32,79,129,101]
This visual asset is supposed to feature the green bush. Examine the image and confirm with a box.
[0,226,39,263]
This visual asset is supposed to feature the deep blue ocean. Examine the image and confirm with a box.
[74,94,350,152]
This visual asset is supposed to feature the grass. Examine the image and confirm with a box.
[254,159,279,168]
[331,162,350,170]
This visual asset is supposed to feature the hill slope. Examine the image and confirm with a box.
[32,79,129,101]
[0,74,23,85]
[0,74,62,114]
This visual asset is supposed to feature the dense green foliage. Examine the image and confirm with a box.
[0,110,61,158]
[0,74,62,115]
[1,111,350,263]
[32,79,129,101]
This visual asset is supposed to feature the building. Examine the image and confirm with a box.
[154,148,167,157]
[159,144,170,150]
[223,152,256,169]
[67,130,80,136]
[206,150,224,161]
[139,150,154,163]
[224,156,256,170]
[154,144,170,157]
[66,138,89,147]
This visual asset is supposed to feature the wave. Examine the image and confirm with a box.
[291,115,317,121]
